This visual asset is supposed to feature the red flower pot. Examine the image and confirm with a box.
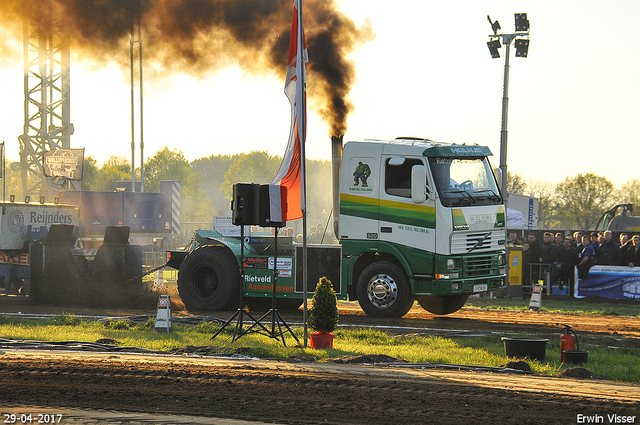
[310,331,334,349]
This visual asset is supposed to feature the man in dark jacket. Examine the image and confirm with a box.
[539,232,558,286]
[572,231,585,253]
[590,232,601,253]
[557,237,579,292]
[522,241,535,286]
[527,233,541,263]
[626,234,640,267]
[539,232,558,264]
[620,233,632,265]
[596,230,622,266]
[578,234,596,279]
[554,232,564,250]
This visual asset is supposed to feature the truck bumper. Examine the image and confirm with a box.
[413,274,507,296]
[413,251,507,295]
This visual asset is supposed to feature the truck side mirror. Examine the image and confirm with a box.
[493,167,503,191]
[411,165,428,203]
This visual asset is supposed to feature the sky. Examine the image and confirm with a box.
[0,0,639,188]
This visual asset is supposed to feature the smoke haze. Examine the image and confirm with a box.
[0,0,374,135]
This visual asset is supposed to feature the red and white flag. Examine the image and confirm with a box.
[270,0,308,222]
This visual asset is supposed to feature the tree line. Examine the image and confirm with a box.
[3,149,636,232]
[4,148,334,234]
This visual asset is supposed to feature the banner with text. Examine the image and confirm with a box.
[43,148,85,180]
[578,265,640,300]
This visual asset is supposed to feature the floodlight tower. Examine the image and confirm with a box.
[18,3,79,196]
[130,0,144,192]
[487,13,530,193]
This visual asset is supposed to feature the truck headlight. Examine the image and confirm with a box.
[447,259,456,270]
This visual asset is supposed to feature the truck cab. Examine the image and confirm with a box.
[337,138,507,317]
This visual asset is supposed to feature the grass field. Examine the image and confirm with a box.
[1,298,639,383]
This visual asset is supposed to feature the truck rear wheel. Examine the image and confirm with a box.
[177,245,240,311]
[356,262,413,318]
[417,294,468,315]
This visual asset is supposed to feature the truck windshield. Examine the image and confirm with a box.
[428,157,502,207]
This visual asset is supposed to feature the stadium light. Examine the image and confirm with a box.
[487,39,501,58]
[514,13,530,32]
[486,13,530,193]
[515,39,529,58]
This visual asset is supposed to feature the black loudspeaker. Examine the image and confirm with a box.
[44,224,75,246]
[232,183,260,226]
[103,225,130,246]
[259,184,286,228]
[295,245,341,294]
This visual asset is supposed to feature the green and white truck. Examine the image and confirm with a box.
[167,137,507,317]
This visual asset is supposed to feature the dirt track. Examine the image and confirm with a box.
[333,301,640,349]
[0,297,639,424]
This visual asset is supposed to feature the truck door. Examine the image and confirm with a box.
[339,156,379,241]
[380,156,436,275]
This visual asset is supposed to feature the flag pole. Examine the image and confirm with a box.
[1,142,5,215]
[272,0,308,346]
[298,0,309,348]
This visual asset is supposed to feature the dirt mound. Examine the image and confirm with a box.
[501,360,532,371]
[558,367,603,379]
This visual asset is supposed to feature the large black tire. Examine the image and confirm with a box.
[417,294,468,315]
[245,297,304,312]
[177,245,240,311]
[356,262,413,318]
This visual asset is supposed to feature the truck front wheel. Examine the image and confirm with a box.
[356,262,413,318]
[417,294,468,315]
[177,245,240,311]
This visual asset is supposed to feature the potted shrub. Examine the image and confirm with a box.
[308,277,339,349]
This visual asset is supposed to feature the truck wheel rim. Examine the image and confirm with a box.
[192,266,219,300]
[366,273,398,308]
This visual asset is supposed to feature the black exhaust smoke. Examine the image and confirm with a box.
[0,0,374,136]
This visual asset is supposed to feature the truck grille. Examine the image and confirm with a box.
[463,254,496,278]
[450,231,502,254]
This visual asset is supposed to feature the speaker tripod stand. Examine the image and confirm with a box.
[240,231,300,347]
[210,225,270,342]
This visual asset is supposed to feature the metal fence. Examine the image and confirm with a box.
[142,250,177,287]
[521,263,575,296]
[521,263,551,295]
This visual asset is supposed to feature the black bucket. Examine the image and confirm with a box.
[502,337,549,361]
[563,350,589,365]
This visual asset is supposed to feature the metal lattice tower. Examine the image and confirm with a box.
[18,4,78,196]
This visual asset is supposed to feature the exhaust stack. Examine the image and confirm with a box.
[331,135,344,238]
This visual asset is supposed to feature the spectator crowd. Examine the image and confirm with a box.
[508,230,640,294]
